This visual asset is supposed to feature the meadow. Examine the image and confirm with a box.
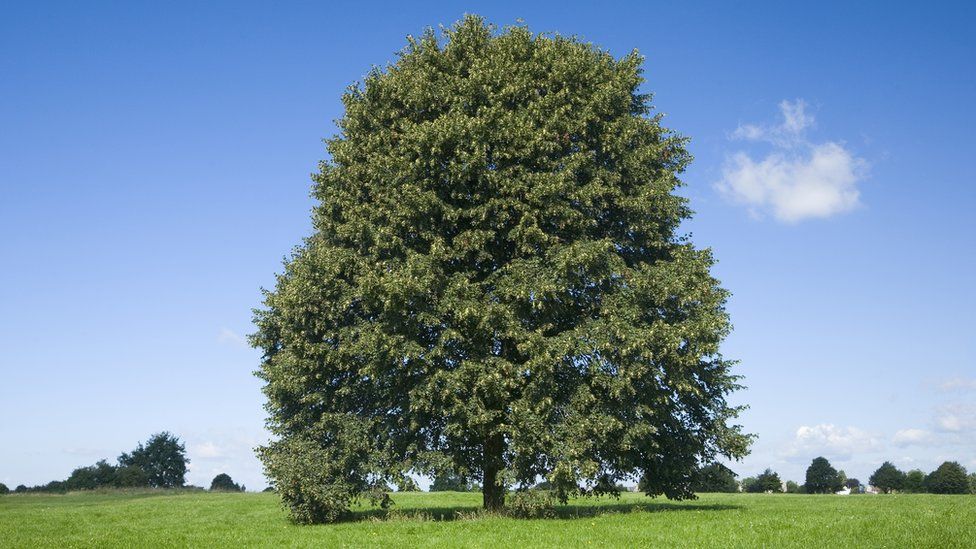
[1,490,974,548]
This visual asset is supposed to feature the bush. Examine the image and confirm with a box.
[924,461,969,494]
[210,473,243,492]
[506,490,556,519]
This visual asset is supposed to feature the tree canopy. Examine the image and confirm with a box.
[118,432,188,488]
[924,461,968,494]
[869,461,905,494]
[691,463,739,493]
[745,469,782,493]
[210,473,244,492]
[253,14,751,523]
[804,457,841,494]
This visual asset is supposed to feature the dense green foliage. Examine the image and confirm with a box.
[969,473,976,495]
[903,469,926,493]
[430,472,477,493]
[925,462,969,494]
[804,457,841,494]
[2,491,974,547]
[0,483,7,495]
[252,14,750,523]
[65,460,120,490]
[870,462,906,494]
[396,477,421,492]
[691,463,738,493]
[785,480,803,494]
[118,432,188,489]
[745,469,782,493]
[210,474,244,492]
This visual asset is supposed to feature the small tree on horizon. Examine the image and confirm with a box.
[903,469,926,493]
[804,457,841,494]
[210,473,244,492]
[118,432,189,488]
[869,461,906,494]
[747,469,782,493]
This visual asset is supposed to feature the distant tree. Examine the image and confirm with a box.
[902,469,926,493]
[118,432,188,488]
[740,477,757,493]
[113,465,150,488]
[844,478,862,493]
[395,477,420,492]
[262,486,275,493]
[869,461,906,494]
[968,473,976,495]
[924,461,969,494]
[0,483,8,495]
[430,472,474,492]
[748,469,782,493]
[837,470,847,488]
[210,473,243,492]
[534,480,555,491]
[691,463,739,493]
[65,460,118,490]
[14,485,27,493]
[785,480,803,494]
[805,457,841,494]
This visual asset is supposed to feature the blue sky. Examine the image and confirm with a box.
[1,1,973,490]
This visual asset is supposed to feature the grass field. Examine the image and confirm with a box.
[1,490,974,548]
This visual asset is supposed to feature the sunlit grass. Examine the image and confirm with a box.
[2,490,974,547]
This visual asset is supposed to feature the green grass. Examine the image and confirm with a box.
[1,490,974,547]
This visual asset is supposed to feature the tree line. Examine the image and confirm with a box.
[688,457,976,495]
[0,432,246,495]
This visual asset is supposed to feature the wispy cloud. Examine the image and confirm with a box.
[892,428,933,447]
[939,377,976,392]
[217,328,248,347]
[717,99,868,223]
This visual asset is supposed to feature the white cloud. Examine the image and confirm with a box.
[935,405,975,433]
[784,423,880,460]
[717,99,868,223]
[939,378,976,392]
[190,441,223,459]
[892,428,933,447]
[217,328,247,347]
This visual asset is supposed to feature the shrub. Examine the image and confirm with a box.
[210,473,244,492]
[506,490,556,519]
[924,462,969,494]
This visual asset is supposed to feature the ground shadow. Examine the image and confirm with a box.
[342,498,739,524]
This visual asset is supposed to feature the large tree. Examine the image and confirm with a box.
[253,15,750,523]
[924,461,969,494]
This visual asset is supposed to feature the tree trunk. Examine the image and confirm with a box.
[482,432,505,510]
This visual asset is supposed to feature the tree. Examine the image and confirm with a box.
[969,472,976,495]
[845,478,862,492]
[745,469,782,493]
[924,461,969,494]
[65,460,117,490]
[805,457,841,494]
[14,485,27,493]
[118,432,188,488]
[691,463,739,493]
[395,477,421,492]
[0,483,8,495]
[903,469,926,493]
[869,461,906,494]
[252,15,751,524]
[210,473,244,492]
[113,465,150,488]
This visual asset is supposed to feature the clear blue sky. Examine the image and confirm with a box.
[2,1,974,490]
